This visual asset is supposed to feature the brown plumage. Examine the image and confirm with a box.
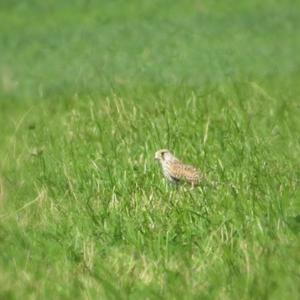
[155,149,202,187]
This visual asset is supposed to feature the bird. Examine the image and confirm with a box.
[154,149,201,187]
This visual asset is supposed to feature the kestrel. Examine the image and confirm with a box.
[155,149,201,187]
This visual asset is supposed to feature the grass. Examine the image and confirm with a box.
[1,0,300,299]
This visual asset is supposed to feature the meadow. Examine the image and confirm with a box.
[0,1,300,299]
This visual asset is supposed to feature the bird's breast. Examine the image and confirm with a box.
[162,162,178,183]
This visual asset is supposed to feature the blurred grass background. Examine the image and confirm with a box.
[0,1,300,299]
[1,0,300,99]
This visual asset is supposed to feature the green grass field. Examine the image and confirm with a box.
[1,1,300,299]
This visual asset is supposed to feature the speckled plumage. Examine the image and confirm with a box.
[155,149,201,186]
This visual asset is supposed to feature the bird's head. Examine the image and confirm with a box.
[155,149,178,163]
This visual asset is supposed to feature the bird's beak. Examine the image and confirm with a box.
[154,152,160,160]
